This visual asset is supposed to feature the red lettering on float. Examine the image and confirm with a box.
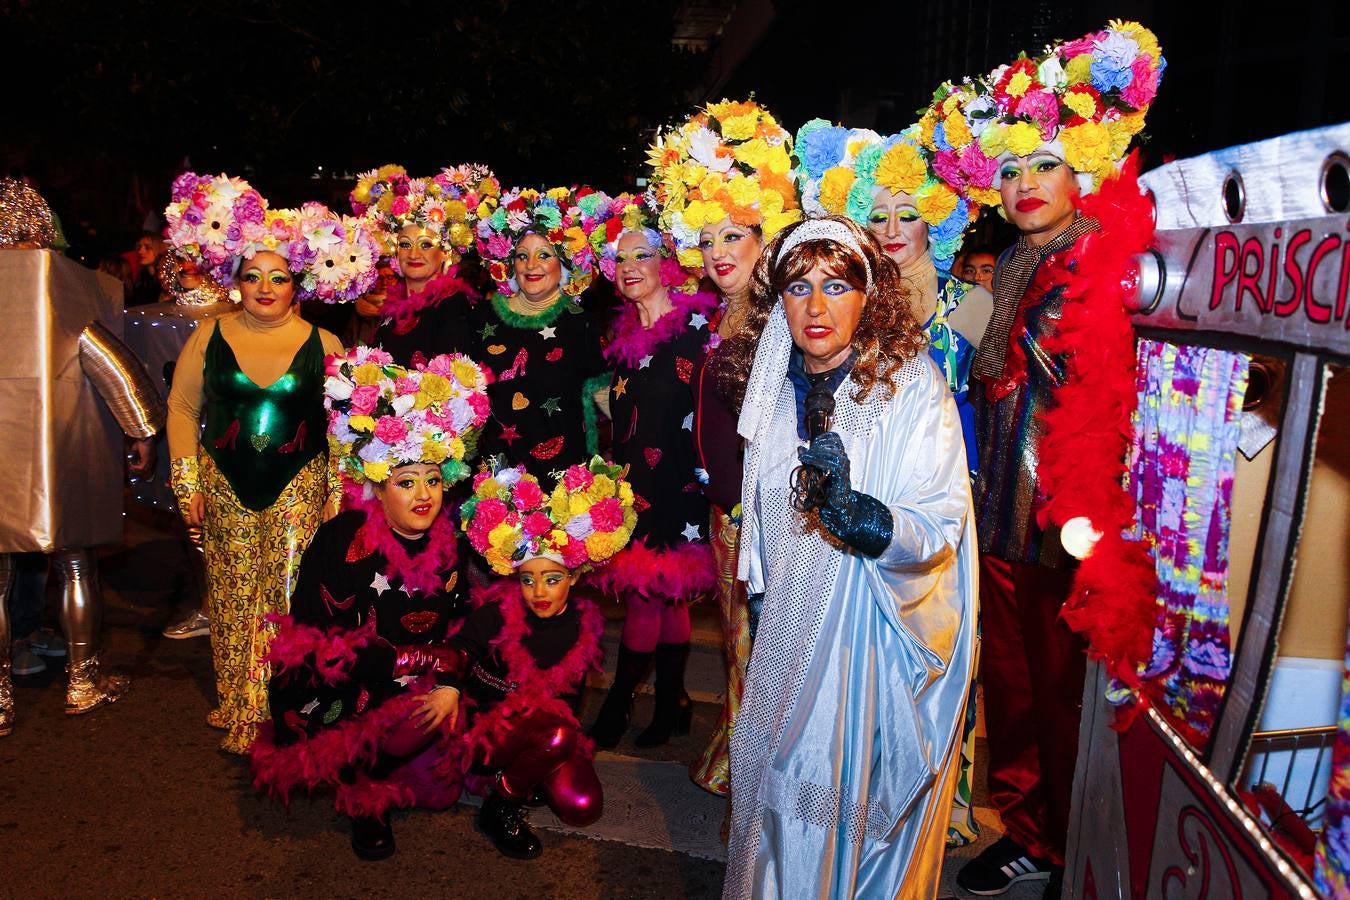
[1306,235,1340,323]
[1338,238,1350,324]
[1238,237,1268,312]
[1283,230,1311,318]
[1266,227,1282,307]
[1211,231,1240,310]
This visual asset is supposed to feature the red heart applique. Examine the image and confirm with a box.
[675,357,693,383]
[643,447,662,468]
[632,492,651,513]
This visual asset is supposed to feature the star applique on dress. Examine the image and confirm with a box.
[638,354,653,369]
[479,322,498,340]
[614,376,628,398]
[541,397,561,416]
[681,522,701,542]
[688,312,709,329]
[499,424,521,446]
[371,572,391,596]
[538,325,557,340]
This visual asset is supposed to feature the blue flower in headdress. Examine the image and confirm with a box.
[799,123,851,179]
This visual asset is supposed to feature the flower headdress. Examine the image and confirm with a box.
[928,20,1165,210]
[164,173,379,302]
[794,120,978,273]
[324,346,490,487]
[350,163,502,258]
[461,457,637,575]
[474,185,607,298]
[592,192,701,293]
[648,98,802,269]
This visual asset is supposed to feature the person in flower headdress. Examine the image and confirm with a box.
[723,216,976,899]
[250,347,489,860]
[469,186,610,479]
[926,22,1165,897]
[164,173,378,753]
[794,118,993,847]
[350,163,501,367]
[452,458,636,858]
[579,193,717,750]
[647,98,800,795]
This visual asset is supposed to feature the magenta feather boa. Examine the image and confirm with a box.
[603,289,719,369]
[379,268,478,334]
[343,492,461,597]
[586,537,715,603]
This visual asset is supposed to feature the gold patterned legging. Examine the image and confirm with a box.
[199,452,326,754]
[689,505,751,797]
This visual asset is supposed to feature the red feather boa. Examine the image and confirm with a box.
[1036,152,1158,710]
[586,537,715,603]
[459,579,604,765]
[603,290,719,369]
[379,269,478,334]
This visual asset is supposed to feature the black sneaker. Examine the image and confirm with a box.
[956,835,1052,895]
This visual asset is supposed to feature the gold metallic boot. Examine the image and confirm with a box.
[54,549,129,714]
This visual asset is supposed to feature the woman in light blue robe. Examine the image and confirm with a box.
[724,216,977,899]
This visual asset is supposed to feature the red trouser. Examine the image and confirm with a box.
[483,712,603,827]
[979,554,1085,865]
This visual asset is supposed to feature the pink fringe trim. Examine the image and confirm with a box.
[587,538,715,602]
[335,774,418,821]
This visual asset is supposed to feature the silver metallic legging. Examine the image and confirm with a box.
[0,549,103,669]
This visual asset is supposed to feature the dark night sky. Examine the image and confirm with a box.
[5,0,1348,262]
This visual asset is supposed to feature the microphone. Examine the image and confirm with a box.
[790,379,836,513]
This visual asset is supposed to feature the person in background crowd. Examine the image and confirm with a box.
[960,246,998,292]
[129,231,167,306]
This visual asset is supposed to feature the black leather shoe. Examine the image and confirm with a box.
[350,815,395,861]
[634,642,693,748]
[477,792,543,859]
[588,644,651,749]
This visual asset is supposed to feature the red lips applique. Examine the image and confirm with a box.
[546,347,563,362]
[355,687,370,713]
[530,436,565,460]
[400,610,440,634]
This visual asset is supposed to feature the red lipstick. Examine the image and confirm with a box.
[1015,197,1047,212]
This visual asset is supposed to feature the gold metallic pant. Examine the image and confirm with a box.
[199,453,326,754]
[690,506,751,797]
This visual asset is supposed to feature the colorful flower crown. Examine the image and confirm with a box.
[648,98,802,269]
[324,345,490,486]
[350,163,503,258]
[592,192,701,293]
[461,457,637,575]
[164,173,379,302]
[474,186,608,298]
[927,20,1165,208]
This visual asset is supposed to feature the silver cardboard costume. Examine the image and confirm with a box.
[0,248,165,735]
[724,300,978,899]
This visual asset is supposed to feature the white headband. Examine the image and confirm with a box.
[773,218,873,291]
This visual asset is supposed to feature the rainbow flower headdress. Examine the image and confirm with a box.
[927,20,1165,211]
[164,173,379,302]
[350,163,502,258]
[324,346,491,487]
[648,98,802,269]
[794,121,978,273]
[461,457,637,575]
[475,186,608,299]
[592,192,701,293]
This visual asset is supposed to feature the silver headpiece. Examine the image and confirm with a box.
[773,218,873,291]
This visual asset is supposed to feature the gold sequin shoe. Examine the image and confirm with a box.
[65,654,129,714]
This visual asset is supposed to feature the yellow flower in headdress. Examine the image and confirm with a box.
[875,143,928,195]
[818,167,856,215]
[1060,122,1112,176]
[1112,20,1161,60]
[585,531,619,560]
[916,184,959,225]
[944,109,974,150]
[1004,122,1044,158]
[720,113,758,142]
[352,363,384,386]
[1065,54,1093,85]
[698,172,726,200]
[918,112,940,151]
[1063,90,1099,121]
[349,415,375,434]
[417,373,452,406]
[420,439,450,464]
[732,138,771,170]
[449,436,465,460]
[363,460,389,482]
[586,474,615,503]
[448,222,473,250]
[764,145,793,175]
[445,199,469,223]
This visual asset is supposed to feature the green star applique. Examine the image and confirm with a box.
[541,397,562,416]
[479,321,498,340]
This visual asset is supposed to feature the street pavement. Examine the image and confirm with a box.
[2,508,1039,899]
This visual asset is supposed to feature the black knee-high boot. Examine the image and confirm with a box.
[587,643,651,749]
[635,642,692,748]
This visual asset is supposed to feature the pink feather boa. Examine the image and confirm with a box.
[379,269,478,334]
[262,615,379,686]
[603,290,719,369]
[459,580,604,765]
[586,537,715,603]
[343,492,461,597]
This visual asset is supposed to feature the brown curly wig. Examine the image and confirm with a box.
[710,215,926,410]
